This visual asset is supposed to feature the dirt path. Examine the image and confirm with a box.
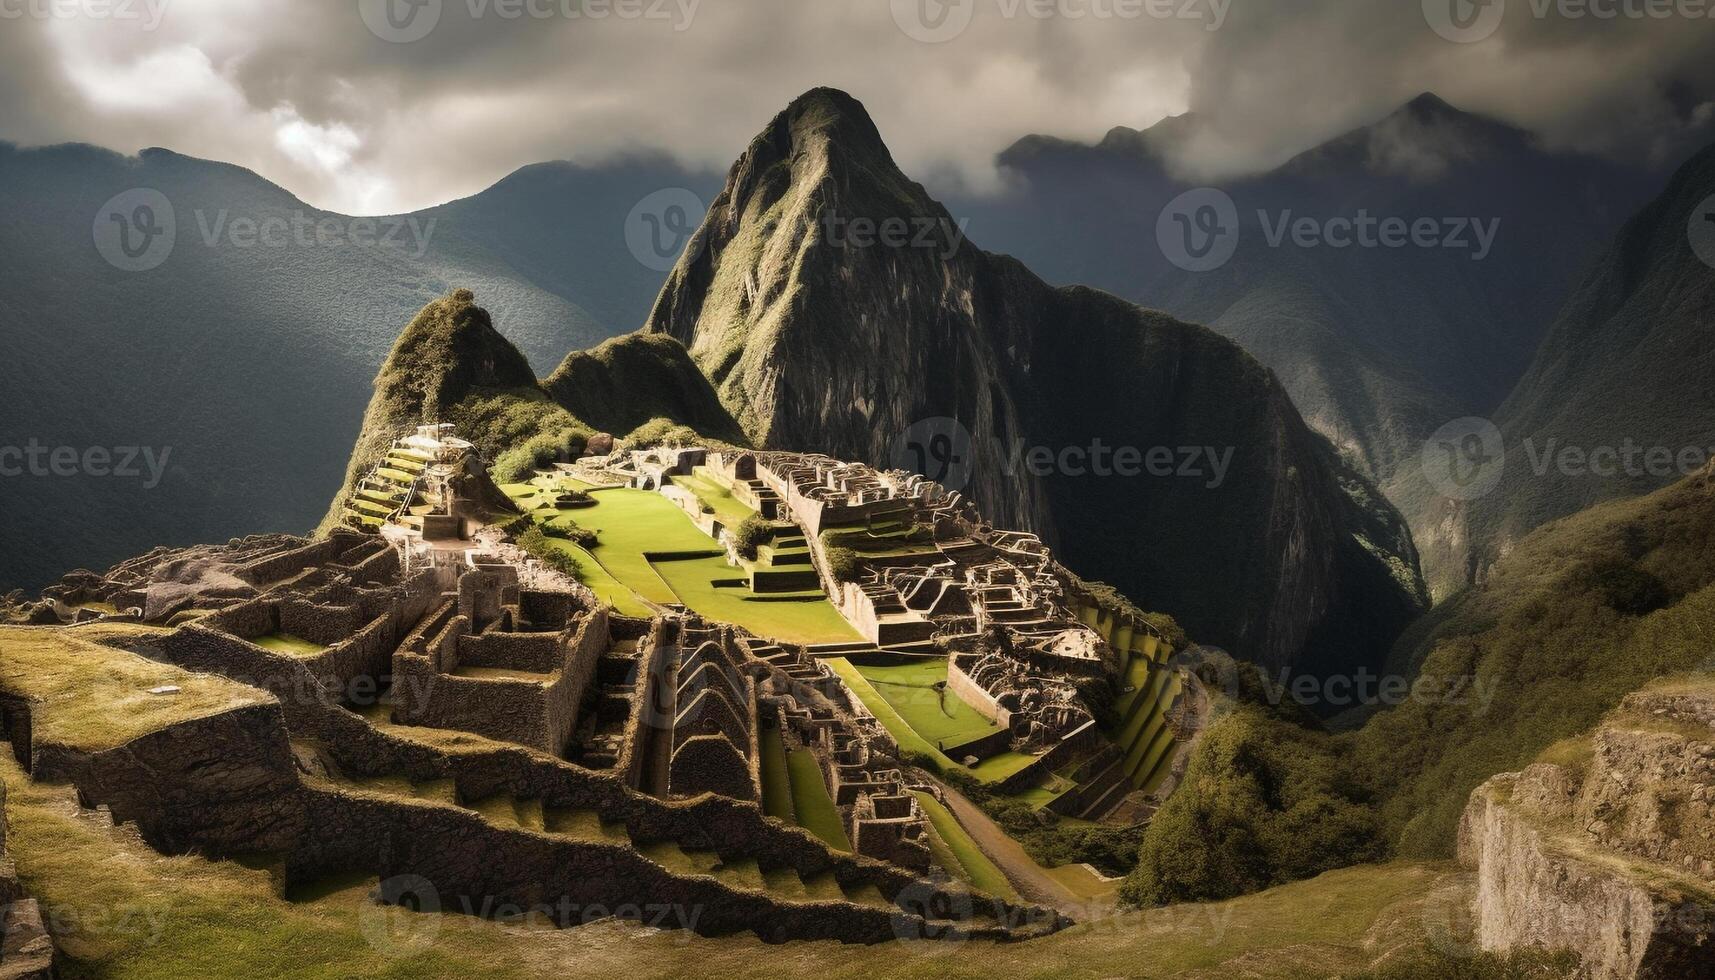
[936,784,1082,910]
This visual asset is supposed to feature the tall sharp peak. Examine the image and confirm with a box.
[737,87,905,181]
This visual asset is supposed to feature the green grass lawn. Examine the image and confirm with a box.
[785,748,851,851]
[759,723,795,822]
[651,556,861,645]
[670,468,756,528]
[0,625,271,753]
[504,479,859,643]
[824,658,1039,784]
[253,633,325,657]
[912,792,1017,900]
[853,660,996,747]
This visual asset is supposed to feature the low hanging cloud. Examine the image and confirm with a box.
[0,0,1710,214]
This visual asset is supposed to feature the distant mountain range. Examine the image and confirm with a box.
[2,91,1704,609]
[0,141,721,591]
[1396,140,1715,595]
[950,94,1659,494]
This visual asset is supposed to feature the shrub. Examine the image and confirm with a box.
[825,546,862,583]
[1121,705,1384,906]
[515,526,581,580]
[536,517,597,549]
[732,516,770,560]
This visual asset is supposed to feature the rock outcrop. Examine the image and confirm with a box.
[1458,682,1715,978]
[645,87,1426,681]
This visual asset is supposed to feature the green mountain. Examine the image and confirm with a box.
[1397,140,1715,596]
[319,289,738,532]
[645,88,1427,681]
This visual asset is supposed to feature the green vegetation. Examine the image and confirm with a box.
[785,747,850,850]
[826,659,1037,784]
[759,723,795,821]
[851,659,996,747]
[1,743,1478,978]
[1346,475,1715,857]
[504,481,859,642]
[1122,704,1385,906]
[940,767,1144,878]
[0,625,271,753]
[252,633,325,657]
[912,792,1017,899]
[515,525,583,581]
[825,546,861,583]
[670,468,756,527]
[731,516,770,560]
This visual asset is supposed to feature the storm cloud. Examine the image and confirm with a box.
[1,0,1710,213]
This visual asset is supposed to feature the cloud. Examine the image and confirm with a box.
[1,0,1711,213]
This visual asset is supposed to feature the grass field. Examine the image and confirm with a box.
[759,723,795,822]
[669,468,756,528]
[785,747,851,851]
[0,625,271,752]
[913,792,1017,900]
[853,660,995,746]
[253,633,325,657]
[824,659,1039,784]
[503,480,859,643]
[652,556,861,644]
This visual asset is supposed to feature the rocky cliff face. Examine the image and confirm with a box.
[646,88,1426,679]
[1458,683,1715,978]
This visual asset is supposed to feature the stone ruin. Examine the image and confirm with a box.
[5,511,1058,945]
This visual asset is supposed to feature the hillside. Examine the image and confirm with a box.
[645,88,1427,681]
[1349,469,1715,857]
[0,142,719,592]
[318,289,740,531]
[1398,139,1715,596]
[955,94,1655,496]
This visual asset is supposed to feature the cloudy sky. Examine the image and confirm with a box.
[2,0,1712,214]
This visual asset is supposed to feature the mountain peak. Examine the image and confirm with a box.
[1400,91,1460,120]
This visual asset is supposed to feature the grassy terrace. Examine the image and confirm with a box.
[0,625,270,752]
[823,658,1038,784]
[253,633,325,657]
[913,792,1017,900]
[0,760,1466,980]
[669,466,756,528]
[503,479,860,644]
